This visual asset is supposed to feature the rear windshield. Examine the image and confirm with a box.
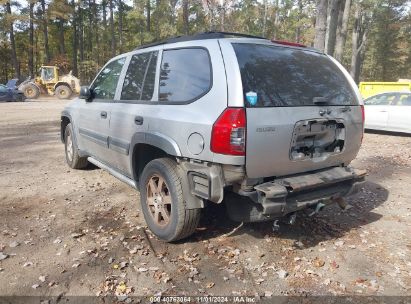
[232,43,358,107]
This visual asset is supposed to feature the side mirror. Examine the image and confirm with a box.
[79,86,92,100]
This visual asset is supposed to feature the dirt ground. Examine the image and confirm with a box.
[1,98,410,300]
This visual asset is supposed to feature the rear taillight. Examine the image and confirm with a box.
[360,105,365,124]
[360,105,365,143]
[211,108,246,156]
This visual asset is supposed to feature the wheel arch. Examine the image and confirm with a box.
[61,111,72,143]
[54,82,72,91]
[130,132,181,182]
[130,132,204,209]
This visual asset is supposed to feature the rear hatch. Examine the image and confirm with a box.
[232,43,363,178]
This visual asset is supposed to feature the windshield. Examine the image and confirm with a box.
[232,43,358,107]
[41,68,54,81]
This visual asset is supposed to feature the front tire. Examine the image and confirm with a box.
[139,158,200,242]
[55,85,72,99]
[64,123,88,169]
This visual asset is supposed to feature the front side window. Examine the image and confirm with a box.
[159,48,211,102]
[92,57,125,100]
[364,94,396,106]
[0,85,7,93]
[121,51,158,100]
[233,43,357,107]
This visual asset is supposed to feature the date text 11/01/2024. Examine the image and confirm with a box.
[149,296,257,303]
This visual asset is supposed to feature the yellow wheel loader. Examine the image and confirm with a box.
[19,66,81,100]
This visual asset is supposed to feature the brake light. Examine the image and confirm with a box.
[360,105,365,143]
[271,39,306,48]
[361,105,365,124]
[211,108,246,156]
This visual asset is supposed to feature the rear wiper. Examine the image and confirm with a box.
[313,97,329,105]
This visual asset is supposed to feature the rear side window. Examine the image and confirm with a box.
[232,43,357,107]
[159,48,211,102]
[121,51,158,100]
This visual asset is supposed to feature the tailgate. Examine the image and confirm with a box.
[246,106,363,178]
[231,42,363,178]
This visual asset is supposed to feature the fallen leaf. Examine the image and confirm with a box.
[0,252,8,261]
[313,257,325,268]
[72,263,81,268]
[206,282,215,289]
[9,241,19,248]
[137,267,148,272]
[120,262,128,270]
[23,262,33,267]
[32,284,40,289]
[277,269,288,279]
[39,275,47,282]
[53,238,62,244]
[330,261,339,269]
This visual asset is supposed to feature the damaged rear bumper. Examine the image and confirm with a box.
[230,166,366,221]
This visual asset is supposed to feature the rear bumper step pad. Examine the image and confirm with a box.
[253,167,366,216]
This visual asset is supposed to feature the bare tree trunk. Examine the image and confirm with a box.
[29,1,34,77]
[40,0,51,63]
[325,0,340,55]
[6,1,20,79]
[109,0,116,56]
[71,0,78,76]
[146,0,151,32]
[119,0,123,53]
[350,2,367,83]
[334,0,351,62]
[92,0,100,65]
[273,0,280,39]
[314,0,328,51]
[155,0,160,40]
[58,18,66,55]
[295,0,303,42]
[220,6,225,31]
[182,0,189,35]
[262,0,267,37]
[79,2,84,61]
[87,0,93,56]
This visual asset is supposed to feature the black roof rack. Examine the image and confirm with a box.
[134,31,267,50]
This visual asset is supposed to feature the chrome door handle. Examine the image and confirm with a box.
[100,111,107,118]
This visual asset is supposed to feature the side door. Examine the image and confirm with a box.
[107,51,159,176]
[76,57,126,163]
[387,93,411,132]
[364,93,396,130]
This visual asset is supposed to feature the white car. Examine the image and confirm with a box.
[364,92,411,134]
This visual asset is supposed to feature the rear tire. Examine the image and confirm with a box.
[56,85,72,100]
[22,84,40,99]
[139,158,201,242]
[64,123,88,169]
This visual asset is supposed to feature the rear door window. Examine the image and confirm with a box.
[396,94,411,106]
[121,51,158,101]
[159,48,211,102]
[232,43,357,107]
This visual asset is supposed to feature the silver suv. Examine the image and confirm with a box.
[61,32,365,242]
